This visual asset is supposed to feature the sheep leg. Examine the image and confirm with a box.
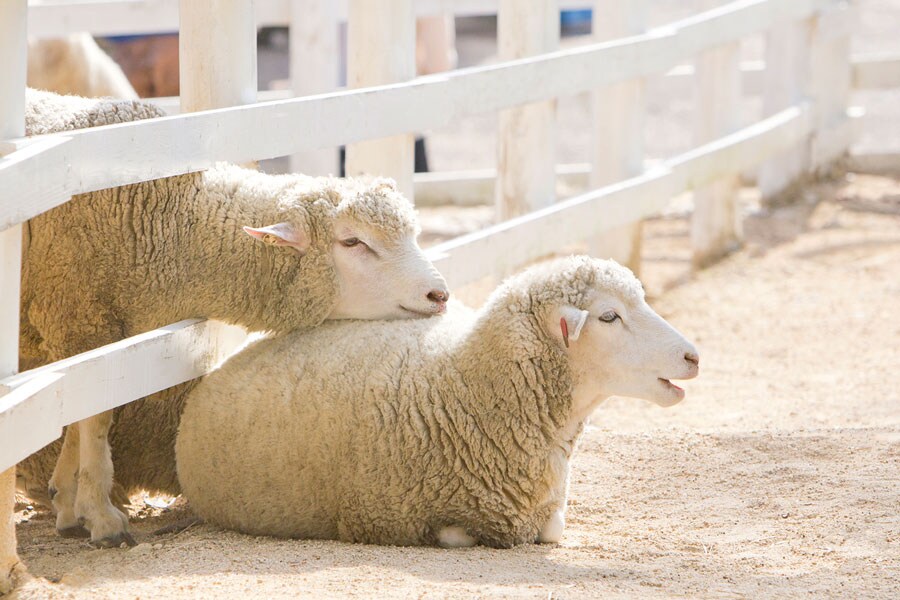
[74,411,135,547]
[537,508,566,544]
[436,525,477,548]
[48,425,89,538]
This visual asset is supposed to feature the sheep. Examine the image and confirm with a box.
[28,34,139,100]
[176,256,700,548]
[17,90,450,548]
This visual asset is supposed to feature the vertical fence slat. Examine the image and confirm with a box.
[345,0,416,201]
[758,19,812,198]
[289,0,339,176]
[179,0,258,113]
[691,35,742,268]
[808,1,854,170]
[0,0,27,591]
[495,0,559,221]
[589,0,646,274]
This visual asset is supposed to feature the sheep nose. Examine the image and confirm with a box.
[684,351,700,366]
[427,289,449,304]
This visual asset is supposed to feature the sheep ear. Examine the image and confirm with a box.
[243,223,309,255]
[552,306,590,349]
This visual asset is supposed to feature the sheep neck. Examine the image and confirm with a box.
[452,311,575,463]
[152,172,329,333]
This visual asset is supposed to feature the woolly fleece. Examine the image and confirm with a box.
[176,256,646,548]
[16,90,422,504]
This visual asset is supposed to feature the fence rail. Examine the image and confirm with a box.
[1,0,879,591]
[1,0,844,231]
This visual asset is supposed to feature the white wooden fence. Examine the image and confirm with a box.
[0,0,887,590]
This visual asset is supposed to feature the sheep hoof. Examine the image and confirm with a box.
[90,531,137,549]
[57,524,91,539]
[537,510,565,544]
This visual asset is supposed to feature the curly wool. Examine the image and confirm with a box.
[176,256,642,548]
[16,90,421,503]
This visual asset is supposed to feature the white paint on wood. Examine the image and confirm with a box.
[758,19,812,197]
[808,2,855,171]
[589,0,646,273]
[0,319,247,472]
[414,163,596,207]
[289,0,339,176]
[179,0,258,113]
[853,53,900,90]
[691,27,742,268]
[2,0,834,231]
[495,0,559,221]
[0,0,26,592]
[429,103,812,289]
[345,0,416,201]
[26,0,604,38]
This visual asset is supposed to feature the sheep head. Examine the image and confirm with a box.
[244,176,448,324]
[533,256,699,411]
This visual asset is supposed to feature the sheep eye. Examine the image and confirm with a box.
[599,311,619,323]
[340,237,362,248]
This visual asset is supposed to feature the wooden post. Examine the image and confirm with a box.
[589,0,646,274]
[289,0,339,176]
[345,0,415,201]
[758,19,812,198]
[0,1,27,593]
[691,17,742,268]
[808,1,854,170]
[179,0,258,113]
[495,0,559,220]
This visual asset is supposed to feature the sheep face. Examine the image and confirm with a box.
[553,291,699,411]
[324,179,449,320]
[327,217,449,320]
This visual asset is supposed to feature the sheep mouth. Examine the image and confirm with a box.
[399,305,443,318]
[658,378,686,399]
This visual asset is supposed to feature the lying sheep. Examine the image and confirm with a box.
[176,256,699,548]
[18,90,449,548]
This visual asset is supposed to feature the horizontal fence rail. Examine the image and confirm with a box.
[0,320,247,470]
[1,0,844,233]
[27,0,599,38]
[427,103,817,287]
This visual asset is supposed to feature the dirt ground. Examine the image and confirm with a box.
[10,172,900,599]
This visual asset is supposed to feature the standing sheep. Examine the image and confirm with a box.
[18,90,449,548]
[176,256,699,548]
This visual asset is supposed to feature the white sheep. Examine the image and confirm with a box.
[17,90,449,548]
[28,34,138,99]
[176,256,699,548]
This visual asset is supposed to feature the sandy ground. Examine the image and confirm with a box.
[10,172,900,599]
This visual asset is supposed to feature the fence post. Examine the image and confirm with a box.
[345,0,416,201]
[808,1,854,171]
[758,19,812,198]
[691,20,742,268]
[495,0,559,221]
[0,1,27,592]
[589,0,646,274]
[179,0,258,113]
[289,0,339,176]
